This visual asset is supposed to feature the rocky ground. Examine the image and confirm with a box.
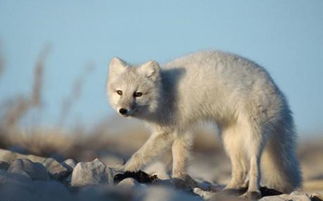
[1,147,322,201]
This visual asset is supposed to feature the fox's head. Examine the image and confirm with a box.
[106,57,161,118]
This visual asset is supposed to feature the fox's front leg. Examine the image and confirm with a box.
[170,132,197,190]
[124,131,173,172]
[172,132,192,179]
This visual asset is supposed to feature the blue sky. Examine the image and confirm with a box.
[0,0,322,134]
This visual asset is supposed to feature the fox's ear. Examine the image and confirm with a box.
[138,60,160,81]
[109,57,128,77]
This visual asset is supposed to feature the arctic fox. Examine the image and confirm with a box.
[106,50,302,196]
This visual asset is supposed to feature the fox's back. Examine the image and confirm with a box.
[163,50,274,92]
[161,51,285,126]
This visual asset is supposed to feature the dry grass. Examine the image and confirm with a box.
[58,62,95,126]
[0,46,49,129]
[0,43,4,77]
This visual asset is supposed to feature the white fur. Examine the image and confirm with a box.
[106,50,302,194]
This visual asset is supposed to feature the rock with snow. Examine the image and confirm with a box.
[71,158,113,187]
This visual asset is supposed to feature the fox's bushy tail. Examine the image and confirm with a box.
[261,119,302,193]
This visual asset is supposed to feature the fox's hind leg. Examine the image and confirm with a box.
[222,124,249,192]
[242,120,266,199]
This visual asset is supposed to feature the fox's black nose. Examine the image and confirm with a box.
[119,108,128,115]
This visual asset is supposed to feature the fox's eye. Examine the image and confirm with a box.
[133,92,143,97]
[116,90,123,96]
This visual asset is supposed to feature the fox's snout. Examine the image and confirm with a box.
[118,107,134,116]
[119,108,128,116]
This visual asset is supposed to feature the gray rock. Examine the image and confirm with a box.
[62,158,77,171]
[117,178,139,188]
[289,191,312,201]
[0,148,19,161]
[259,195,286,201]
[260,191,312,201]
[0,172,72,201]
[0,148,69,180]
[193,188,216,200]
[0,171,34,199]
[62,159,77,184]
[8,159,49,181]
[71,158,113,187]
[0,160,9,170]
[27,155,70,180]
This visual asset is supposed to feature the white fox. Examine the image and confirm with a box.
[106,50,302,197]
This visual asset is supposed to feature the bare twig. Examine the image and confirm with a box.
[58,62,95,126]
[31,45,50,106]
[0,42,4,78]
[1,46,50,128]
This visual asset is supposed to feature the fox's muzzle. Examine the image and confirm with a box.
[119,108,128,116]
